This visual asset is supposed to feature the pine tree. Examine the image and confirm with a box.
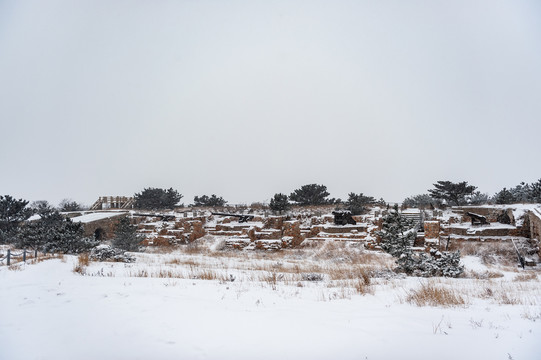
[289,184,330,205]
[529,179,541,203]
[494,188,515,204]
[134,187,183,209]
[112,217,143,252]
[378,205,463,277]
[269,193,290,214]
[402,194,436,209]
[59,199,84,212]
[378,205,416,257]
[17,210,97,253]
[0,195,33,243]
[345,193,375,215]
[428,181,477,206]
[193,194,227,207]
[469,191,489,205]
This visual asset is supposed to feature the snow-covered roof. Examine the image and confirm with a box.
[71,212,126,224]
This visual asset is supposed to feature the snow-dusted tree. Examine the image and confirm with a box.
[269,193,290,214]
[193,194,227,207]
[29,200,55,215]
[59,199,83,212]
[401,194,437,209]
[531,179,541,203]
[494,188,516,204]
[0,195,33,243]
[345,192,375,215]
[378,205,463,277]
[289,184,330,205]
[17,210,97,253]
[134,187,183,209]
[399,251,463,277]
[469,191,489,205]
[428,181,477,206]
[112,217,143,252]
[509,182,532,203]
[378,205,416,257]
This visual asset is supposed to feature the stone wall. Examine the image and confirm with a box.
[528,210,541,257]
[424,221,440,239]
[82,213,127,240]
[456,206,516,224]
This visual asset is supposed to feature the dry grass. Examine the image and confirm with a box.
[326,265,373,281]
[78,253,90,266]
[460,242,525,267]
[513,272,538,282]
[73,253,90,275]
[467,270,504,279]
[406,281,467,307]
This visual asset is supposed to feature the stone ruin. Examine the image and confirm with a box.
[75,204,541,264]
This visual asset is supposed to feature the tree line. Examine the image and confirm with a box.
[134,178,541,214]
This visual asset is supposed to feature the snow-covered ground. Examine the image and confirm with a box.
[1,244,540,360]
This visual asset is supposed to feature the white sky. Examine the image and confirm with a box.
[1,0,540,207]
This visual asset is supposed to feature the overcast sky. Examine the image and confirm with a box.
[1,0,540,207]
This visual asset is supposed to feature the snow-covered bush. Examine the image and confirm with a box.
[17,210,98,253]
[398,251,463,277]
[90,245,135,263]
[379,205,463,278]
[378,205,416,257]
[302,273,324,281]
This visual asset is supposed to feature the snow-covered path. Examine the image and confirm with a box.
[1,257,540,360]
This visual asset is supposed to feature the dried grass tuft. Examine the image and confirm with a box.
[406,281,467,307]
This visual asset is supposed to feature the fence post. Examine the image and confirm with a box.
[23,249,26,262]
[35,249,38,259]
[7,249,10,266]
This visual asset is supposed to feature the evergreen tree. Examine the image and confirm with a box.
[377,205,463,277]
[112,217,143,252]
[469,191,489,205]
[59,199,83,212]
[378,205,416,257]
[345,192,375,215]
[17,210,97,253]
[134,187,183,209]
[402,194,436,209]
[509,182,531,203]
[269,193,290,214]
[289,184,330,206]
[193,194,227,207]
[494,188,515,204]
[428,181,477,206]
[0,195,33,243]
[29,200,55,216]
[531,179,541,203]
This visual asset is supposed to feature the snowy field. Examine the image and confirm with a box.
[1,241,540,360]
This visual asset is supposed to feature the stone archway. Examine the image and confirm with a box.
[94,227,106,241]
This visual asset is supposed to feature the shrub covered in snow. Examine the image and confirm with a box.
[397,250,464,277]
[379,205,463,278]
[17,210,98,253]
[302,273,324,282]
[90,245,135,263]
